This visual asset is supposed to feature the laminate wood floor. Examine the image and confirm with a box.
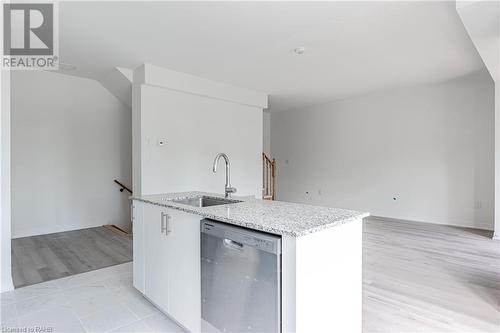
[363,218,500,332]
[11,227,132,288]
[7,219,499,332]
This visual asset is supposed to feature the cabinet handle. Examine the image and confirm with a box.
[166,214,172,235]
[130,204,134,223]
[160,212,167,234]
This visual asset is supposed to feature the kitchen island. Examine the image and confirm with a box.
[131,192,369,333]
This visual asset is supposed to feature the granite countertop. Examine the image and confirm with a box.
[131,191,369,237]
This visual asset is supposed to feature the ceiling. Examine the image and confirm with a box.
[58,1,486,112]
[457,0,500,81]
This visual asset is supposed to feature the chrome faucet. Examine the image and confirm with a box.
[212,153,237,198]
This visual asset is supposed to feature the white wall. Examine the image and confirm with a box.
[133,64,265,198]
[1,69,14,292]
[456,0,500,237]
[11,71,132,238]
[271,71,495,230]
[263,111,271,156]
[135,85,263,197]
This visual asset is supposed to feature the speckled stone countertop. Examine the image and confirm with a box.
[130,191,369,237]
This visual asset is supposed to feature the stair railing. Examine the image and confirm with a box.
[262,152,276,200]
[114,179,132,194]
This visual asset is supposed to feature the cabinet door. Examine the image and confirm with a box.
[132,200,145,293]
[166,209,201,332]
[144,204,169,313]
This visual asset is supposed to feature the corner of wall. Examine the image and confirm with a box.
[495,82,500,238]
[1,69,14,292]
[99,67,133,108]
[133,64,147,85]
[132,84,142,196]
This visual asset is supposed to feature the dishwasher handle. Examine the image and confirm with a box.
[223,238,244,250]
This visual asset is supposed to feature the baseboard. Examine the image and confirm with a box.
[1,278,14,292]
[368,215,494,232]
[12,223,131,239]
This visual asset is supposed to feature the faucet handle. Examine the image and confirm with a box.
[226,187,237,194]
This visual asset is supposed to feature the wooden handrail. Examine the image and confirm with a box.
[114,179,132,194]
[263,152,273,164]
[262,152,276,200]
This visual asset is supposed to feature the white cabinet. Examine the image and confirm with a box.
[135,202,201,332]
[164,209,201,332]
[144,203,170,312]
[132,200,145,293]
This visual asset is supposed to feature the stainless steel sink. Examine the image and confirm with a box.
[171,196,241,208]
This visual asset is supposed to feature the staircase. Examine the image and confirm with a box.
[262,152,276,200]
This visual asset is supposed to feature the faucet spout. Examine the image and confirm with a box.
[212,153,237,198]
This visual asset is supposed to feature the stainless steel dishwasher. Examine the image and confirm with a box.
[201,219,281,333]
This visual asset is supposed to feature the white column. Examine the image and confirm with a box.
[1,69,14,292]
[495,83,500,239]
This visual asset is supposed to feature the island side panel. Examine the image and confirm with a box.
[282,235,297,333]
[284,219,363,333]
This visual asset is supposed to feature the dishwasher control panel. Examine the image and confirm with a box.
[201,219,281,254]
[242,235,275,252]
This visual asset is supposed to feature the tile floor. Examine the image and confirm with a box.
[0,262,184,332]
